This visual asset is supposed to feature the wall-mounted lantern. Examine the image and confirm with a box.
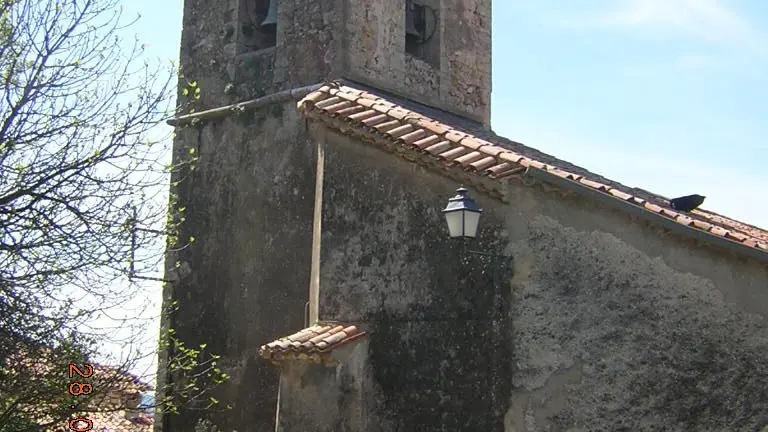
[442,187,482,238]
[442,186,511,285]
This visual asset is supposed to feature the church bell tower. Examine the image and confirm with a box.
[159,0,491,430]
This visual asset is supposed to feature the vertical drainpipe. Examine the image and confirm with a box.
[308,125,325,325]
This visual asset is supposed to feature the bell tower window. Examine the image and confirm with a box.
[225,0,276,55]
[244,0,277,52]
[404,0,439,67]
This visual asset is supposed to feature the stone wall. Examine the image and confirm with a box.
[344,0,492,125]
[167,1,348,430]
[162,102,316,432]
[177,0,491,124]
[313,127,768,431]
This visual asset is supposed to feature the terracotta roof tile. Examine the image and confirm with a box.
[323,100,353,114]
[333,90,362,104]
[373,120,401,132]
[468,156,497,171]
[454,151,485,166]
[301,92,327,105]
[477,144,506,157]
[371,102,395,114]
[458,136,485,150]
[709,225,729,237]
[608,188,633,201]
[348,109,379,121]
[314,96,343,109]
[659,208,679,218]
[726,231,750,242]
[386,107,411,120]
[490,167,526,179]
[297,82,768,259]
[356,98,378,108]
[498,152,524,165]
[424,141,452,155]
[676,214,694,226]
[445,129,470,143]
[412,135,442,149]
[417,119,452,136]
[361,113,389,127]
[334,105,366,117]
[548,168,574,180]
[485,162,513,176]
[692,219,714,231]
[525,159,547,170]
[438,146,470,161]
[384,124,415,139]
[259,323,367,363]
[332,86,364,97]
[398,129,428,144]
[580,178,610,191]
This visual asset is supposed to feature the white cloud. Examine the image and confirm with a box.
[564,0,765,53]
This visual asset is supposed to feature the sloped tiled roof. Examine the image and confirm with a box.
[4,353,154,432]
[259,323,366,364]
[45,410,153,432]
[297,82,768,262]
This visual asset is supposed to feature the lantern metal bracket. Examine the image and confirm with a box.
[459,238,512,288]
[442,186,512,287]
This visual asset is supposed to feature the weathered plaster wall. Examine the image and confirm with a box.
[317,130,514,431]
[503,188,768,431]
[276,340,371,432]
[314,127,768,431]
[163,103,316,432]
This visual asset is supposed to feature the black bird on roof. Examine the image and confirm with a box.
[670,194,706,212]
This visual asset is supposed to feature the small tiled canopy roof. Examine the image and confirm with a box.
[297,81,768,262]
[259,324,366,363]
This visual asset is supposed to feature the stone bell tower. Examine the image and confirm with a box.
[158,0,491,430]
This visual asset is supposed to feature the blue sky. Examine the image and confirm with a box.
[125,0,768,229]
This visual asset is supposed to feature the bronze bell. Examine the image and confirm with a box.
[260,0,277,28]
[405,1,423,39]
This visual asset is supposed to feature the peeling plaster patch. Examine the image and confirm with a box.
[505,362,584,432]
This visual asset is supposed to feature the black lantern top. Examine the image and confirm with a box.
[442,187,483,238]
